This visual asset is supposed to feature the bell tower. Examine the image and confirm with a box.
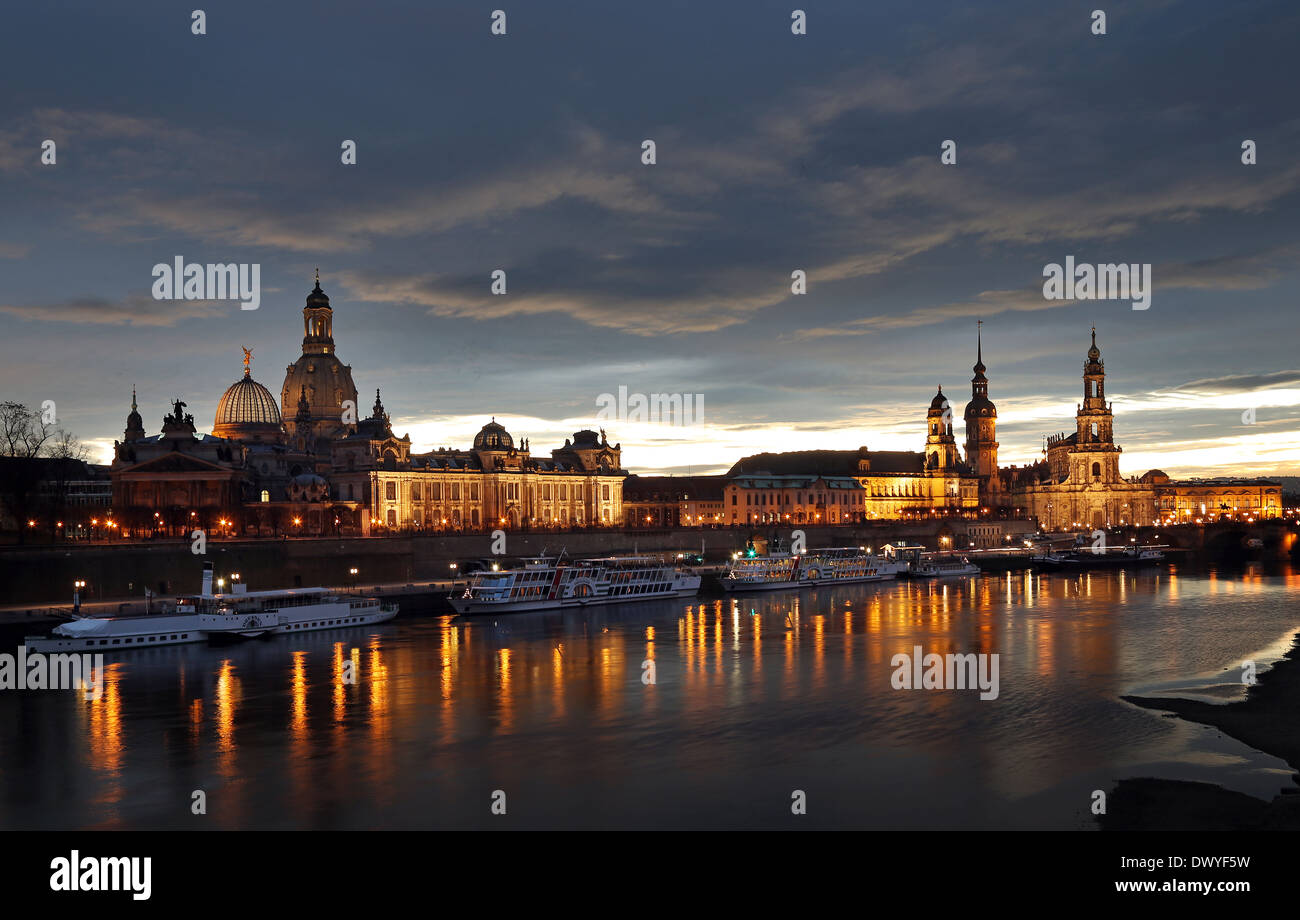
[963,321,1000,480]
[925,386,960,470]
[1070,326,1122,484]
[281,271,359,453]
[302,268,335,356]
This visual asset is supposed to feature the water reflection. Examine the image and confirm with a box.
[2,564,1298,829]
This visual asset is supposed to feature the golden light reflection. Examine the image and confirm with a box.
[85,662,124,808]
[368,639,389,738]
[290,651,308,739]
[214,659,240,777]
[497,647,513,733]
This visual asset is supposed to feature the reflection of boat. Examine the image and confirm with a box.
[25,563,398,652]
[449,555,701,614]
[908,554,980,578]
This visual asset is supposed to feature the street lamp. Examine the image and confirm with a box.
[73,579,85,614]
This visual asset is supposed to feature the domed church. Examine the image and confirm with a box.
[281,272,359,455]
[108,272,628,537]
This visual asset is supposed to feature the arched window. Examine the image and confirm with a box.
[260,490,270,503]
[1091,462,1101,479]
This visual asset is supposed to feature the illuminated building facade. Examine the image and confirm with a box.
[107,277,625,536]
[1006,328,1281,527]
[330,397,625,534]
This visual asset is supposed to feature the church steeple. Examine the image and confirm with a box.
[970,319,989,401]
[1071,326,1121,484]
[301,274,335,355]
[124,386,144,442]
[963,320,1000,488]
[926,384,958,470]
[280,269,359,455]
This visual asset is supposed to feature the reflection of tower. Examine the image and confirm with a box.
[963,322,999,491]
[925,386,960,470]
[1070,326,1121,484]
[281,273,359,453]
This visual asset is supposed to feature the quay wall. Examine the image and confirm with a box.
[0,520,1043,605]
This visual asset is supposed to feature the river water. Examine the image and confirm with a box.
[2,564,1297,829]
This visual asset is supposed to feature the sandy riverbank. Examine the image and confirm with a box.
[1111,635,1300,830]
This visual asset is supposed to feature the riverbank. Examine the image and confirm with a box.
[1115,634,1300,830]
[0,521,1040,606]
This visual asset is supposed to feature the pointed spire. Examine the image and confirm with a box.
[131,386,137,412]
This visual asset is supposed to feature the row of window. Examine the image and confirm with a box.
[82,633,192,646]
[284,616,370,628]
[607,583,672,596]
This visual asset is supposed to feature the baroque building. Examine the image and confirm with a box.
[1005,328,1282,528]
[330,396,625,534]
[106,275,627,537]
[281,273,359,456]
[1008,329,1157,529]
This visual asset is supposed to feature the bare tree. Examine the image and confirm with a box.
[47,428,89,462]
[0,402,89,543]
[0,401,53,458]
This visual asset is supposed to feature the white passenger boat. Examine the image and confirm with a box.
[448,555,702,614]
[724,546,904,592]
[801,547,905,585]
[722,552,804,592]
[25,563,398,653]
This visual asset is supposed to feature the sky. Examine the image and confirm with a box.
[1,0,1298,478]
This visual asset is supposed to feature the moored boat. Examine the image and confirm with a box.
[1033,545,1166,569]
[800,546,905,585]
[449,555,701,614]
[907,553,981,578]
[25,563,398,652]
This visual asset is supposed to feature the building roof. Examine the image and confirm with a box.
[215,372,282,433]
[623,474,727,501]
[728,449,867,477]
[474,418,514,451]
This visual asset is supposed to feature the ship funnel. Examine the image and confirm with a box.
[201,562,214,597]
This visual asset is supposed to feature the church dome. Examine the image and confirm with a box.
[928,386,948,412]
[306,279,330,308]
[280,274,359,453]
[474,418,514,450]
[214,354,283,442]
